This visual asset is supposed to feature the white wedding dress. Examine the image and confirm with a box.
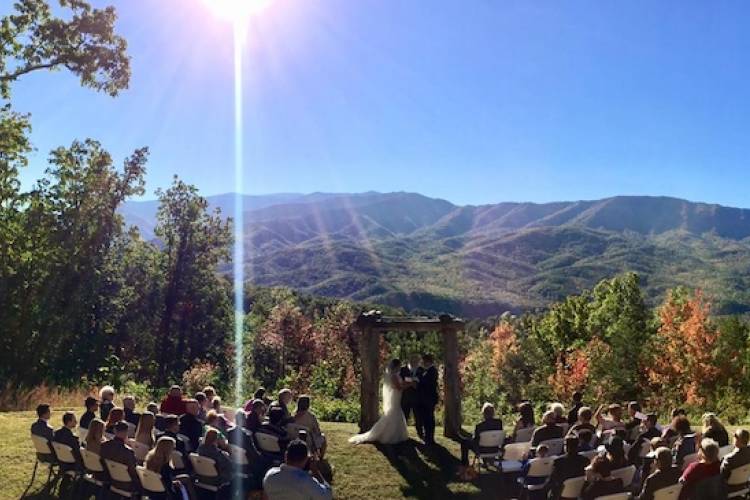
[349,367,409,445]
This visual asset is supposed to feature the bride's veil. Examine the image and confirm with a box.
[382,361,397,414]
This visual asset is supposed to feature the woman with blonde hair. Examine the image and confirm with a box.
[135,411,156,448]
[104,407,125,434]
[99,385,116,421]
[85,418,107,454]
[701,413,729,447]
[145,436,195,500]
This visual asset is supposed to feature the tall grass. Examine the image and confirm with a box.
[0,384,96,411]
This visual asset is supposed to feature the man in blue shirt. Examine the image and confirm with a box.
[263,439,332,500]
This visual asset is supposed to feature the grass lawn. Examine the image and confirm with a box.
[2,409,508,499]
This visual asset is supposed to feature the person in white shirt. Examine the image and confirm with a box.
[263,439,332,500]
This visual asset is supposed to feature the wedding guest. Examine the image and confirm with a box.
[701,413,729,447]
[202,386,216,410]
[513,401,535,441]
[179,399,203,451]
[227,410,255,456]
[31,404,54,442]
[204,410,229,440]
[100,421,139,492]
[679,438,721,499]
[628,413,662,465]
[160,385,186,415]
[80,396,99,430]
[581,455,625,500]
[578,430,595,452]
[122,396,140,426]
[85,419,106,455]
[194,392,208,421]
[549,434,590,499]
[550,403,567,424]
[662,408,687,444]
[567,392,584,426]
[105,407,125,434]
[671,416,696,467]
[145,436,178,499]
[147,401,166,432]
[625,401,643,441]
[53,411,82,467]
[531,410,563,446]
[722,429,750,495]
[295,395,327,459]
[258,406,290,454]
[263,439,333,500]
[274,388,295,425]
[520,443,550,490]
[246,399,265,432]
[637,447,680,500]
[254,387,272,406]
[99,386,116,421]
[459,402,503,467]
[569,406,597,436]
[596,403,626,433]
[161,415,187,456]
[606,436,628,469]
[211,396,230,430]
[135,411,156,448]
[197,428,232,485]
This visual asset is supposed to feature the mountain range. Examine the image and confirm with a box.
[121,192,750,317]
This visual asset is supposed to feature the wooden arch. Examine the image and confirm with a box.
[354,310,465,439]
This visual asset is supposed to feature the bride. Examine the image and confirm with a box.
[349,359,415,445]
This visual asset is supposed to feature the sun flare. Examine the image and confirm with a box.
[201,0,274,22]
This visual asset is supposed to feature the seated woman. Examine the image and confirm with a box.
[671,416,696,467]
[701,413,729,447]
[513,402,535,441]
[84,419,107,454]
[145,436,196,500]
[550,403,567,424]
[245,399,265,432]
[582,456,625,500]
[99,386,116,422]
[294,395,327,459]
[679,438,721,499]
[197,428,233,486]
[104,407,125,435]
[606,436,628,469]
[135,411,156,448]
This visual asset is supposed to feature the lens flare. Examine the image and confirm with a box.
[232,19,245,408]
[202,0,274,21]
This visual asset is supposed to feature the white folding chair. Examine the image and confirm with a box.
[189,453,229,493]
[229,444,250,479]
[514,426,535,443]
[472,430,505,469]
[517,456,554,493]
[680,451,699,471]
[653,483,683,500]
[501,441,531,473]
[137,465,166,494]
[170,449,186,470]
[560,476,586,500]
[255,432,281,454]
[727,463,750,498]
[125,422,137,439]
[540,438,564,456]
[594,493,631,500]
[78,426,88,442]
[81,448,107,488]
[611,465,636,488]
[104,459,136,498]
[127,438,149,463]
[25,435,59,496]
[51,442,80,477]
[719,445,734,459]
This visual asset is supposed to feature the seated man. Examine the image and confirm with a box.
[257,406,290,456]
[31,404,54,442]
[721,429,750,495]
[53,411,83,468]
[596,403,626,434]
[161,414,187,456]
[99,421,139,492]
[629,413,662,465]
[567,392,584,426]
[179,399,203,452]
[264,439,333,500]
[227,409,258,459]
[458,402,503,468]
[122,396,140,426]
[569,406,597,438]
[272,388,296,425]
[295,395,327,459]
[79,397,99,430]
[638,447,681,500]
[549,434,590,499]
[531,410,563,446]
[246,399,265,433]
[160,385,186,416]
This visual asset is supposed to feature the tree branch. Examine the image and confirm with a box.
[0,60,63,82]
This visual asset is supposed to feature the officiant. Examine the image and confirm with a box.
[399,355,423,431]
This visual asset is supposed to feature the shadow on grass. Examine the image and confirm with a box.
[376,439,507,499]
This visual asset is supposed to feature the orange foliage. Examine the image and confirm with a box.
[488,321,519,380]
[549,347,589,402]
[646,289,721,406]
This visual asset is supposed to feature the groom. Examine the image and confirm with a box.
[416,353,438,445]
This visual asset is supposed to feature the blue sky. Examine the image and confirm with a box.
[10,0,750,206]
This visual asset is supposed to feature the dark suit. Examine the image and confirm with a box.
[79,410,96,430]
[567,403,583,426]
[179,413,203,452]
[459,418,503,465]
[637,465,681,500]
[550,453,589,499]
[581,478,624,500]
[531,424,564,446]
[99,437,138,491]
[31,419,54,442]
[417,365,438,444]
[721,446,750,493]
[100,401,114,421]
[124,408,140,426]
[53,426,83,468]
[399,365,420,425]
